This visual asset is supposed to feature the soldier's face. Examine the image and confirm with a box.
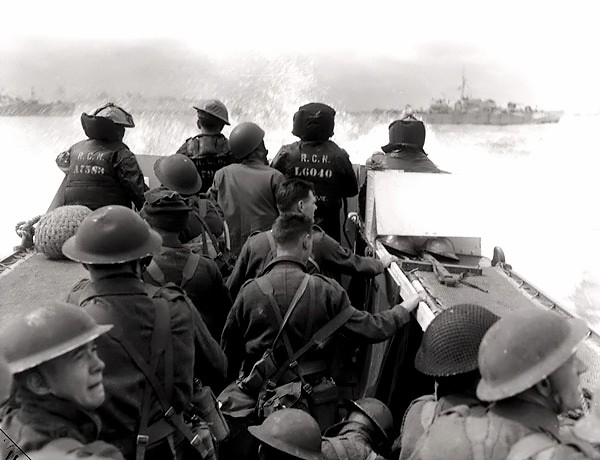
[299,191,318,220]
[38,341,106,411]
[548,354,587,413]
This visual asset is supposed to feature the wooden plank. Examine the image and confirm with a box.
[399,259,482,275]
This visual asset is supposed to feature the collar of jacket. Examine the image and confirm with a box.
[160,233,183,248]
[15,386,102,443]
[490,395,560,437]
[262,256,308,274]
[78,274,148,303]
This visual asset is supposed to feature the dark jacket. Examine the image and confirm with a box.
[209,158,284,257]
[221,257,410,383]
[227,226,385,300]
[57,139,148,210]
[143,241,233,343]
[0,389,124,459]
[176,133,232,194]
[180,195,225,244]
[68,275,226,451]
[365,150,444,173]
[271,140,358,241]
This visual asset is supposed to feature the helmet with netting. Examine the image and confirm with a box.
[415,303,500,377]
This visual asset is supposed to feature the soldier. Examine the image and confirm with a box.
[56,102,147,210]
[209,122,284,257]
[62,205,226,459]
[271,103,358,242]
[153,153,225,248]
[397,304,499,460]
[248,408,323,460]
[409,309,600,460]
[140,187,233,343]
[0,302,124,459]
[175,99,232,193]
[322,398,393,460]
[221,213,423,419]
[227,178,395,300]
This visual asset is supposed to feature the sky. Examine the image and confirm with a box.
[2,0,600,112]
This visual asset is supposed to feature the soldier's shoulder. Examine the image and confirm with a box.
[310,273,344,291]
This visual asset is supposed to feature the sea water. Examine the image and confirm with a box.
[0,111,599,328]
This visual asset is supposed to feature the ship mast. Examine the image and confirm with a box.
[460,67,466,100]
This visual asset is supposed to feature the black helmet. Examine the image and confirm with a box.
[154,154,203,196]
[229,122,265,160]
[378,235,418,257]
[415,304,500,377]
[81,102,135,142]
[423,237,460,262]
[382,115,426,153]
[292,102,335,142]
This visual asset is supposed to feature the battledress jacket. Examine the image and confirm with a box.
[56,139,148,210]
[143,239,233,346]
[0,389,124,459]
[226,226,386,300]
[408,396,600,460]
[209,158,284,257]
[67,275,226,452]
[271,140,358,241]
[221,257,411,383]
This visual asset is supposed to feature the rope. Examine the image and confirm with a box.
[14,215,42,250]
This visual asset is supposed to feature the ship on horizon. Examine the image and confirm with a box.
[0,90,75,117]
[413,74,563,125]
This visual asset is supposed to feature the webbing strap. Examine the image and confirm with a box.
[324,437,349,460]
[265,230,276,256]
[506,432,556,460]
[181,252,200,289]
[145,260,167,285]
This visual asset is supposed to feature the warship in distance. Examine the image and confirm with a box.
[415,74,562,125]
[0,89,74,117]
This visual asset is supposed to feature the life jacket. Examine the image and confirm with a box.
[64,139,131,209]
[179,134,232,193]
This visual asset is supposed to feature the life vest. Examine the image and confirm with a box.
[179,134,232,193]
[63,139,132,210]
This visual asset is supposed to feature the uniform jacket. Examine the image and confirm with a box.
[221,257,411,383]
[176,133,232,194]
[0,389,124,459]
[68,274,226,449]
[143,240,233,344]
[209,159,284,257]
[322,422,388,460]
[272,140,358,241]
[227,226,385,300]
[56,139,148,210]
[180,195,225,243]
[408,396,600,460]
[397,393,482,460]
[365,150,444,173]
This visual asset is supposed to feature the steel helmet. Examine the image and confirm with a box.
[92,102,135,127]
[423,237,460,262]
[415,304,500,377]
[248,409,323,460]
[378,235,418,257]
[62,205,162,264]
[229,122,265,160]
[345,398,393,443]
[382,115,426,153]
[0,355,12,403]
[193,99,230,125]
[0,302,112,374]
[154,154,203,196]
[477,309,588,402]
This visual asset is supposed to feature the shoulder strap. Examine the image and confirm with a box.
[181,252,201,288]
[420,400,439,431]
[265,230,276,256]
[270,305,355,386]
[506,433,557,460]
[324,437,350,460]
[145,260,167,286]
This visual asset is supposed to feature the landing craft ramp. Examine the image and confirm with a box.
[362,170,600,400]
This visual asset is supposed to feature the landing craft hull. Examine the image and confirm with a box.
[0,161,597,439]
[417,110,563,125]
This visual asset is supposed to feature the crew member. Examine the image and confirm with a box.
[271,102,358,242]
[227,178,395,300]
[56,102,147,210]
[397,304,499,460]
[410,309,600,460]
[0,302,124,459]
[209,122,284,257]
[322,398,393,460]
[141,187,233,343]
[175,99,232,193]
[62,205,226,459]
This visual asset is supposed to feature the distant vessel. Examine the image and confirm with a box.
[0,91,74,117]
[415,74,562,125]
